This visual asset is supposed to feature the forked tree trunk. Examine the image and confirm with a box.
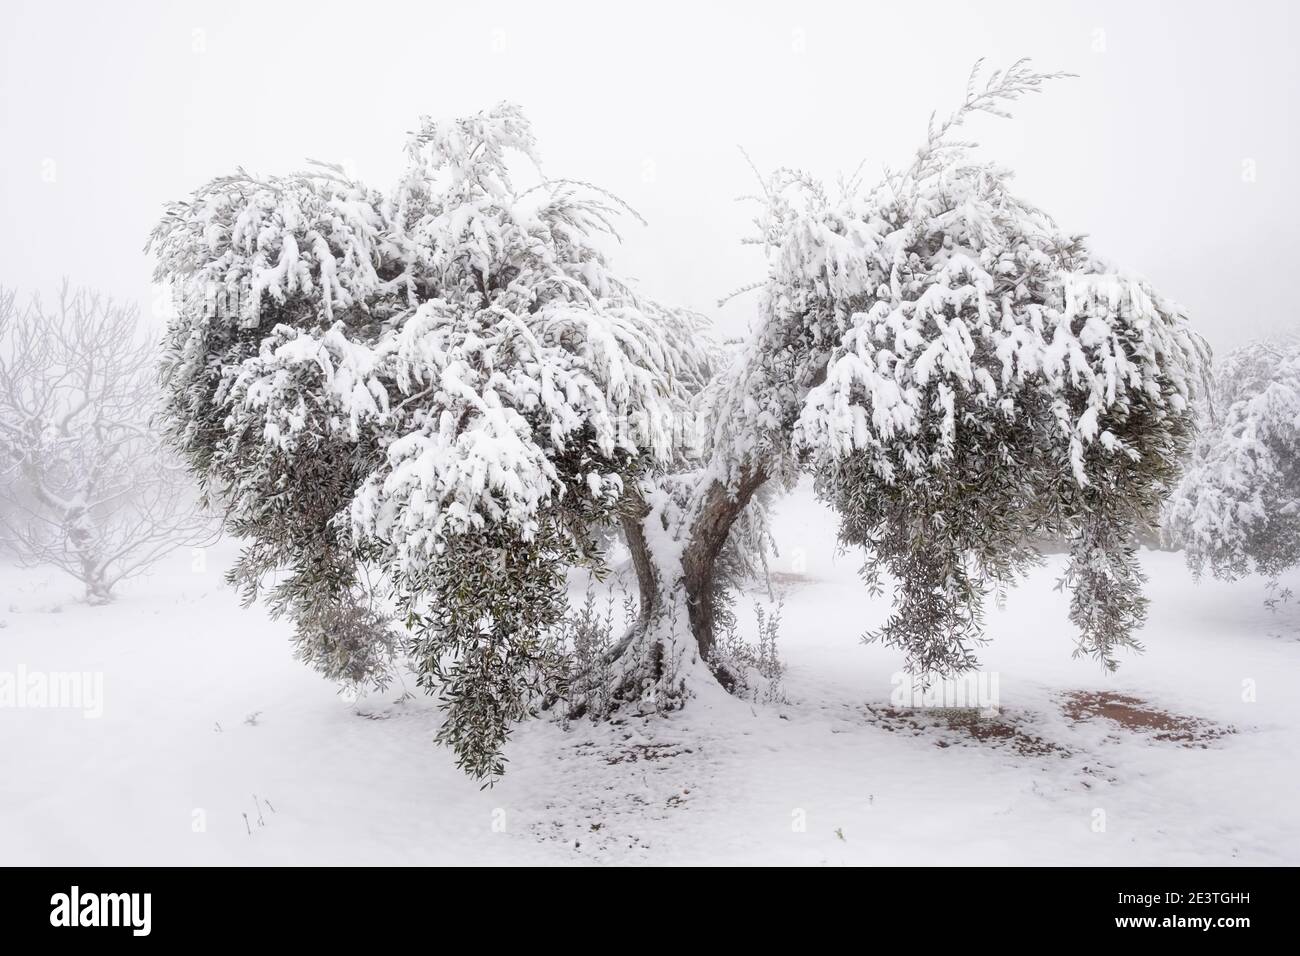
[599,348,823,705]
[609,466,769,701]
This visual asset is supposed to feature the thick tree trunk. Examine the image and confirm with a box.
[561,453,779,724]
[609,340,823,693]
[583,467,769,712]
[65,505,112,604]
[619,509,658,633]
[614,466,768,691]
[679,466,768,663]
[83,572,113,605]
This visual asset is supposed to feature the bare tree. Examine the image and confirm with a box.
[0,281,216,602]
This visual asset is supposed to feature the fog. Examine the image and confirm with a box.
[3,0,1296,348]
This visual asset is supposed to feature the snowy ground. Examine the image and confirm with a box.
[2,481,1298,866]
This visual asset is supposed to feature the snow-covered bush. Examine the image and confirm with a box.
[1165,339,1300,582]
[150,104,713,777]
[695,60,1206,674]
[0,283,216,601]
[152,64,1206,779]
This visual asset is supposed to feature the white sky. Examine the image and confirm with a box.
[2,0,1297,350]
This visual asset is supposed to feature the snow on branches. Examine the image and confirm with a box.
[1165,339,1300,581]
[150,103,710,776]
[152,67,1210,778]
[702,60,1208,672]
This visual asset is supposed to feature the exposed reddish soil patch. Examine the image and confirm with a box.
[1060,691,1233,747]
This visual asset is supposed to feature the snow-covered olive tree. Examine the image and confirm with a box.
[0,282,216,602]
[151,62,1206,778]
[1165,339,1300,583]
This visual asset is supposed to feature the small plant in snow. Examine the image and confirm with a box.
[716,599,786,703]
[561,579,635,718]
[1263,581,1293,614]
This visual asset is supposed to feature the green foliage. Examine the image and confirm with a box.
[403,525,574,780]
